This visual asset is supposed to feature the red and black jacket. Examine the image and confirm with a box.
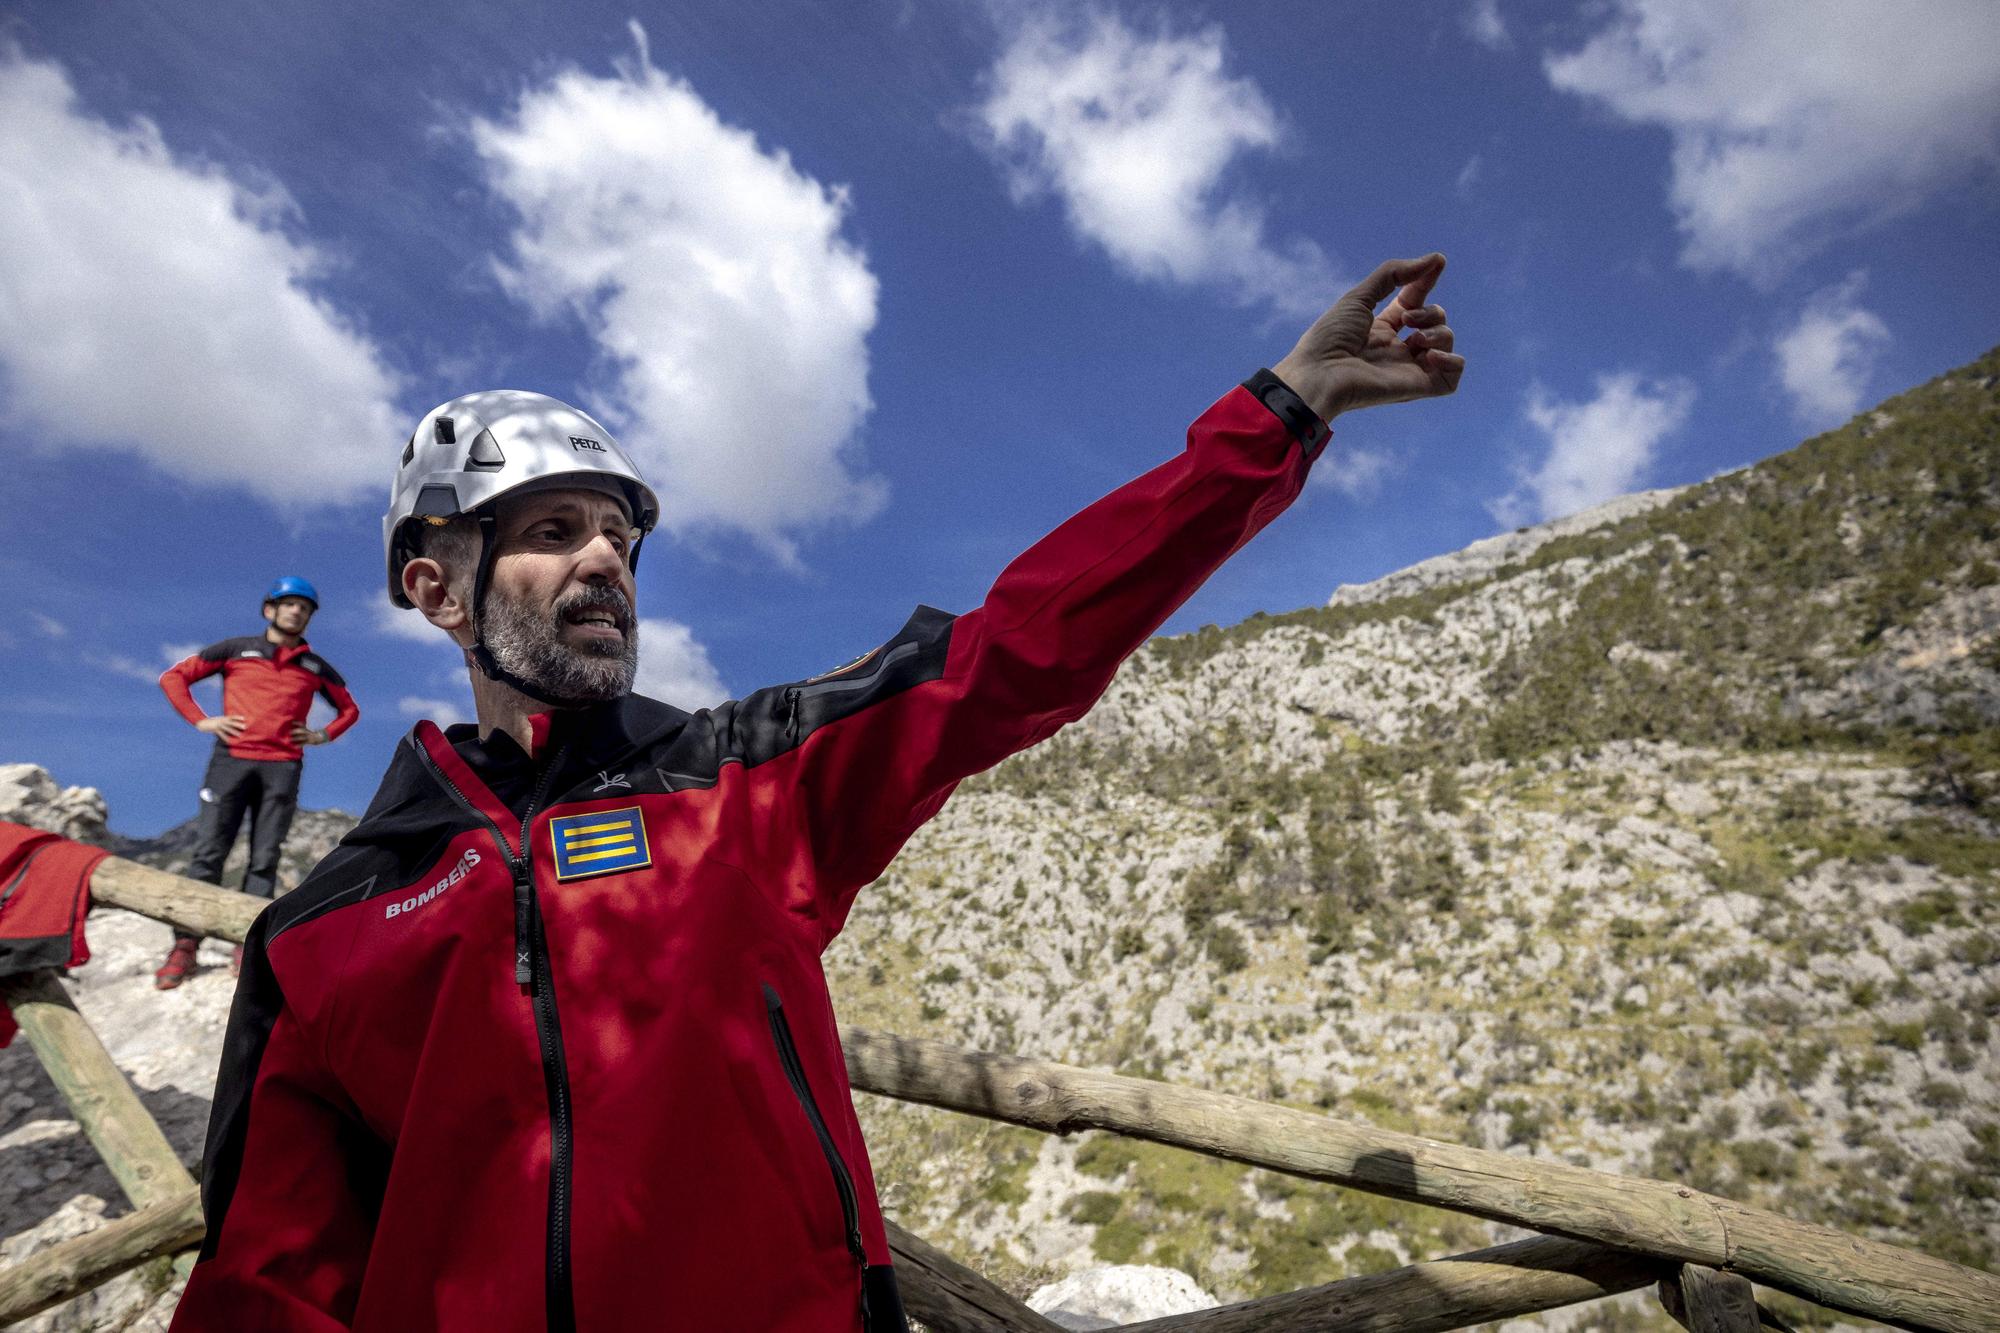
[161,638,360,762]
[172,381,1325,1331]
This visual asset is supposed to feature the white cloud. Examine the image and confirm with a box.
[373,599,457,648]
[633,617,728,709]
[976,12,1334,314]
[468,24,884,564]
[93,640,190,680]
[30,612,66,640]
[1492,373,1694,526]
[1454,155,1484,198]
[1464,0,1511,50]
[1314,446,1394,500]
[398,696,472,727]
[0,49,403,506]
[1773,272,1890,430]
[92,654,163,685]
[96,641,208,683]
[1543,0,2000,279]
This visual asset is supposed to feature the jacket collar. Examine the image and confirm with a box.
[441,692,691,783]
[248,633,311,664]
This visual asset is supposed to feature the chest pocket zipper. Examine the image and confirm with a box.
[763,983,865,1266]
[763,985,909,1331]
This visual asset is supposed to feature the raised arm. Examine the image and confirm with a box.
[775,256,1465,944]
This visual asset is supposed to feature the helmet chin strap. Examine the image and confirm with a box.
[466,511,600,711]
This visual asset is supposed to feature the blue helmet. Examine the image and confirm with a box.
[265,575,320,609]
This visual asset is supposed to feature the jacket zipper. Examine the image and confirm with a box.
[781,640,920,749]
[762,983,866,1268]
[410,737,578,1332]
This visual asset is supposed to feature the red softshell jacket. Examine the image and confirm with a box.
[161,638,360,762]
[0,822,106,1047]
[172,383,1323,1331]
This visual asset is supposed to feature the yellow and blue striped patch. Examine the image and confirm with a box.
[549,807,651,882]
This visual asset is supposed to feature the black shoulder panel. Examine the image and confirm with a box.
[308,655,346,687]
[200,637,259,661]
[195,911,289,1260]
[265,741,479,943]
[630,605,956,793]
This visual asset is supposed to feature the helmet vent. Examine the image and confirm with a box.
[465,429,506,471]
[412,483,460,518]
[401,433,417,468]
[435,416,457,445]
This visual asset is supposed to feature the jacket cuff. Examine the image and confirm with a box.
[1241,369,1331,460]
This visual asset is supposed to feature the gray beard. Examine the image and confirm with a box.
[479,586,638,702]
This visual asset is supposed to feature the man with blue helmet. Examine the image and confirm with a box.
[154,576,360,986]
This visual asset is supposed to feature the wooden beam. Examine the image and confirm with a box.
[840,1025,2000,1333]
[886,1219,1064,1333]
[1669,1266,1764,1333]
[87,855,260,944]
[0,970,195,1210]
[1116,1235,1666,1332]
[1659,1273,1798,1333]
[0,1188,203,1324]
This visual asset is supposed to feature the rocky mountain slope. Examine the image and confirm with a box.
[2,349,1995,1329]
[819,349,2000,1328]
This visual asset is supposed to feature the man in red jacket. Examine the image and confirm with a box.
[174,256,1461,1330]
[155,578,360,986]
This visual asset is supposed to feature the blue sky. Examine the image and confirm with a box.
[3,0,1998,835]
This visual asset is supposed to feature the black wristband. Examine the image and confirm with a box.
[1242,369,1331,455]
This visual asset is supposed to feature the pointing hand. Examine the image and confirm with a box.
[1273,253,1464,421]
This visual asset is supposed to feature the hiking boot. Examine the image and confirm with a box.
[154,937,201,990]
[230,945,244,978]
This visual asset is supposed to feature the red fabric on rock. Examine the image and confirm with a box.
[0,821,105,1046]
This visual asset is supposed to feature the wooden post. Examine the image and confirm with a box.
[1120,1234,1667,1332]
[87,855,261,944]
[0,1189,203,1324]
[886,1219,1063,1333]
[1662,1265,1764,1333]
[0,970,195,1210]
[839,1025,2000,1333]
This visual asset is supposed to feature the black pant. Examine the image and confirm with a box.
[187,751,302,900]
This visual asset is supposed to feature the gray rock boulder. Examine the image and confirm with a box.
[0,765,110,845]
[1028,1264,1218,1329]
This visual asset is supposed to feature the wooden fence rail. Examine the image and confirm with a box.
[0,1190,203,1323]
[839,1025,2000,1333]
[1123,1235,1667,1333]
[1,850,1993,1332]
[86,855,259,945]
[0,970,194,1213]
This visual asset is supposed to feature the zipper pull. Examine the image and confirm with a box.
[513,865,533,986]
[783,687,802,745]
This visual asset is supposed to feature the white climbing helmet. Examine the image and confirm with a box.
[383,389,660,608]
